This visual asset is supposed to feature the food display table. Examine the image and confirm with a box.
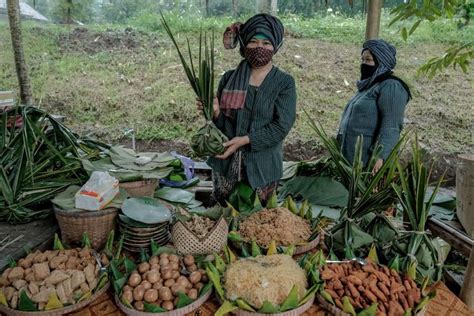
[50,282,471,316]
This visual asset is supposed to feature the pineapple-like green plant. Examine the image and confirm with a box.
[304,109,405,259]
[392,136,448,282]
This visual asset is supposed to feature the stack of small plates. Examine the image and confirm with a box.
[118,197,172,252]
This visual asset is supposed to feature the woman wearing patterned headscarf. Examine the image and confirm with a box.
[337,39,411,172]
[198,13,296,205]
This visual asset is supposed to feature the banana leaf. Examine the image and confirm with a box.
[281,161,300,180]
[310,205,341,220]
[191,122,228,157]
[82,158,174,182]
[109,146,176,171]
[154,187,194,204]
[122,197,171,224]
[279,176,348,207]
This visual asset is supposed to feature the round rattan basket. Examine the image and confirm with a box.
[171,217,228,255]
[316,293,427,315]
[119,179,158,197]
[0,282,110,316]
[54,207,118,249]
[115,289,212,316]
[233,296,315,316]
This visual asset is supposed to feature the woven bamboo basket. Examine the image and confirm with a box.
[119,179,158,197]
[54,207,118,249]
[233,296,315,316]
[0,282,110,316]
[316,293,427,315]
[115,289,212,316]
[171,217,228,255]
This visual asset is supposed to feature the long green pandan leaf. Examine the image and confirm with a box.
[160,13,215,121]
[392,135,446,281]
[306,107,408,257]
[0,106,105,223]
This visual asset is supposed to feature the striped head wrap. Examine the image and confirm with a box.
[220,14,284,116]
[357,39,397,91]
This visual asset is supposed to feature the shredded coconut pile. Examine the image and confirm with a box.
[238,207,312,247]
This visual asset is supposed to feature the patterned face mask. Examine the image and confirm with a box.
[244,46,274,67]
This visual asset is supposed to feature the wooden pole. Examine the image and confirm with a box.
[457,154,474,308]
[365,0,382,40]
[460,246,474,309]
[7,0,33,106]
[457,154,474,238]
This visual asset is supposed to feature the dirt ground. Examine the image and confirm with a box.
[1,26,471,184]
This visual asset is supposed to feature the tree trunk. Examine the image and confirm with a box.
[200,0,209,17]
[66,0,72,24]
[365,0,383,40]
[257,0,276,14]
[7,0,33,106]
[232,0,239,17]
[270,0,277,15]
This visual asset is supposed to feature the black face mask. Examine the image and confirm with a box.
[360,63,377,80]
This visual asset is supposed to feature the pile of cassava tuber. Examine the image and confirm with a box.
[0,247,106,310]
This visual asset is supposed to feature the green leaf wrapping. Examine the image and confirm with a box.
[236,299,256,312]
[206,262,225,301]
[53,233,64,250]
[144,302,167,312]
[280,285,299,311]
[258,300,279,313]
[19,290,37,311]
[191,122,228,157]
[176,292,194,308]
[215,300,238,316]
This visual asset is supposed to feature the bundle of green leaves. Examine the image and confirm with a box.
[0,106,107,223]
[160,13,228,157]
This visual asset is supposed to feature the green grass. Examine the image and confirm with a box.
[0,15,472,160]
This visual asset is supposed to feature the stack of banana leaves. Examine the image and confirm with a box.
[0,106,107,224]
[305,111,449,283]
[81,146,180,183]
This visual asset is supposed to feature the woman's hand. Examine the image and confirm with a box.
[372,158,384,175]
[215,136,250,160]
[196,96,220,119]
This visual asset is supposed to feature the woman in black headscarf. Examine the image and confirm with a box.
[198,13,297,205]
[337,39,412,172]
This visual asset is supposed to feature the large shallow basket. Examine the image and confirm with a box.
[293,233,323,255]
[115,289,212,316]
[316,293,427,315]
[54,207,118,249]
[171,217,228,255]
[119,179,158,197]
[233,295,315,316]
[0,282,110,316]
